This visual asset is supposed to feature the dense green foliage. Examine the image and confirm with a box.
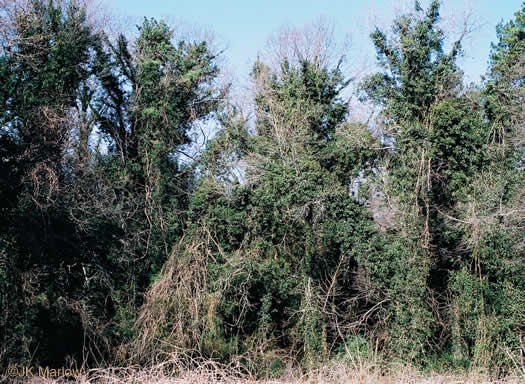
[0,0,523,377]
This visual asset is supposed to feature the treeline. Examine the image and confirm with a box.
[0,0,523,376]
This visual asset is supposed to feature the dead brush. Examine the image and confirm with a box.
[19,359,525,384]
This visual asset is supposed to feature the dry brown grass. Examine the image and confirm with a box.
[17,361,523,384]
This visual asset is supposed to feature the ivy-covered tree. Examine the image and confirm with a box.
[361,0,524,371]
[445,3,524,372]
[132,40,382,372]
[360,0,461,360]
[0,5,224,366]
[0,0,100,367]
[75,18,225,359]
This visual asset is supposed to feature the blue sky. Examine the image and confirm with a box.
[109,0,522,85]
